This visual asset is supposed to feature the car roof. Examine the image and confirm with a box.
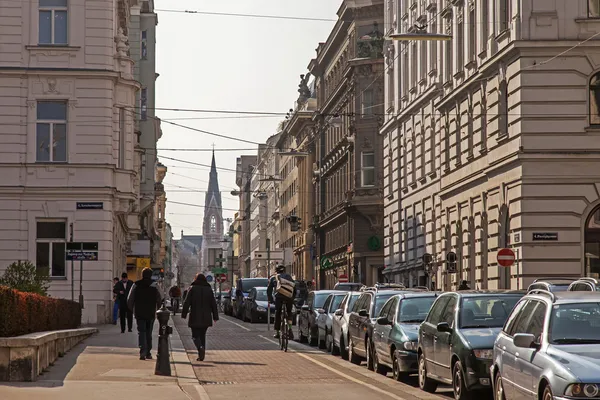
[529,290,600,304]
[399,292,441,299]
[441,290,526,297]
[312,290,345,294]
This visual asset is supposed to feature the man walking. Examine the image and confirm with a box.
[127,268,163,360]
[114,272,133,333]
[112,277,119,325]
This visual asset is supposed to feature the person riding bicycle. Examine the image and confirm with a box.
[267,265,296,340]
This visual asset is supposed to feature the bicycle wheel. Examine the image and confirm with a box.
[279,310,285,350]
[281,309,288,352]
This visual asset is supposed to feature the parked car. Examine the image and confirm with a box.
[234,278,269,319]
[527,278,575,292]
[243,287,275,323]
[348,288,417,369]
[417,290,524,400]
[222,288,234,316]
[568,277,600,291]
[492,290,600,400]
[297,290,344,345]
[316,293,347,350]
[333,282,363,291]
[332,292,361,359]
[371,292,438,380]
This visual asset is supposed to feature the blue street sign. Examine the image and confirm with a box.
[206,275,213,283]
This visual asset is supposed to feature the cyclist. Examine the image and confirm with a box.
[267,265,296,340]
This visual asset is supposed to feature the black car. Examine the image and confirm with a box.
[417,290,524,400]
[298,290,344,345]
[244,286,275,323]
[222,287,234,316]
[235,278,269,319]
[348,288,417,369]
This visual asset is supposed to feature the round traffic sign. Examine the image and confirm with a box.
[497,248,515,267]
[446,251,457,263]
[338,274,349,283]
[217,274,227,283]
[206,274,213,283]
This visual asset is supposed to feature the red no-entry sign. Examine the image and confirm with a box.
[497,248,515,267]
[338,274,349,283]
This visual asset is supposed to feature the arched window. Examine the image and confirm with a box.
[584,207,600,278]
[210,215,216,232]
[589,72,600,125]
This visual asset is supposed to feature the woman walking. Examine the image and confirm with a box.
[181,273,218,361]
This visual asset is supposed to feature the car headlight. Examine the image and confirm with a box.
[473,349,493,359]
[257,307,266,312]
[566,384,600,398]
[403,341,418,351]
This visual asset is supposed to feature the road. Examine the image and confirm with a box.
[173,314,455,400]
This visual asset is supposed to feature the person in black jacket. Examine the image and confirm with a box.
[127,268,163,360]
[181,273,218,362]
[113,272,134,333]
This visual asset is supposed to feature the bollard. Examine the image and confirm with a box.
[155,303,172,376]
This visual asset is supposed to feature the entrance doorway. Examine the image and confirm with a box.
[584,207,600,279]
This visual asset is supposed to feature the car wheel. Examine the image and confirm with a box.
[318,329,326,349]
[308,325,317,346]
[495,373,506,400]
[392,351,409,381]
[331,335,340,355]
[348,338,361,365]
[325,330,332,352]
[453,361,472,400]
[543,385,554,400]
[298,324,307,343]
[366,339,374,371]
[340,334,348,360]
[373,347,387,375]
[250,311,257,324]
[418,353,438,393]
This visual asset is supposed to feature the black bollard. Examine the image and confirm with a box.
[155,303,172,376]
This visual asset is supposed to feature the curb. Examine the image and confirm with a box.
[169,315,211,400]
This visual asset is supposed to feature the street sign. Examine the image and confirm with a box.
[66,242,99,261]
[254,250,284,261]
[206,274,213,283]
[422,253,433,265]
[217,274,227,283]
[76,202,103,210]
[338,274,349,283]
[446,251,457,263]
[212,267,227,274]
[320,256,333,270]
[497,248,515,267]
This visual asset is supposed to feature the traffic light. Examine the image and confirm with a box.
[288,215,299,232]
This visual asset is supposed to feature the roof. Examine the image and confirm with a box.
[532,290,600,304]
[441,290,526,297]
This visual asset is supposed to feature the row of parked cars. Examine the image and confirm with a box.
[296,277,600,400]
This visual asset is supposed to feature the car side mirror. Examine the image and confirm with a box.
[513,333,537,349]
[301,305,310,311]
[377,317,391,325]
[334,309,343,316]
[358,309,369,318]
[317,308,326,314]
[437,322,452,333]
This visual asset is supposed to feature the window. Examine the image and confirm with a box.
[141,154,147,181]
[39,0,68,45]
[461,295,522,329]
[498,79,509,135]
[426,296,450,324]
[118,108,125,168]
[140,88,148,120]
[361,152,376,186]
[141,30,148,59]
[322,295,332,312]
[362,89,374,116]
[469,7,476,62]
[36,220,66,277]
[590,73,600,125]
[499,0,509,32]
[379,297,394,320]
[440,295,457,326]
[503,299,528,335]
[210,215,217,232]
[398,297,436,322]
[590,0,600,17]
[36,101,67,162]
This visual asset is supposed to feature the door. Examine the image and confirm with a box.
[349,294,368,348]
[318,295,333,340]
[514,300,546,399]
[421,295,450,377]
[377,297,398,365]
[497,299,529,400]
[434,294,457,380]
[356,293,373,356]
[333,295,348,345]
[246,288,256,319]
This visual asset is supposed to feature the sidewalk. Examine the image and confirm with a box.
[0,319,207,400]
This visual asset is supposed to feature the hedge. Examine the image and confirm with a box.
[0,285,81,337]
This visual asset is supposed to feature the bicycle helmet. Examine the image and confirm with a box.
[275,265,286,273]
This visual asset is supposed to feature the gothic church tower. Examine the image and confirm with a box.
[201,151,224,270]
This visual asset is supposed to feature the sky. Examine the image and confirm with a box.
[155,0,342,239]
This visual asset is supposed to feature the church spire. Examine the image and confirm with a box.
[206,149,221,209]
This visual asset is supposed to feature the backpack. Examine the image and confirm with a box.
[275,275,295,299]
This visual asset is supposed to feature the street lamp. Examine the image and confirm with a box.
[387,25,452,41]
[278,149,310,157]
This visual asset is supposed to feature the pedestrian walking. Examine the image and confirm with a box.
[181,273,218,362]
[127,267,163,360]
[169,285,182,315]
[113,272,134,333]
[458,280,470,290]
[112,277,119,325]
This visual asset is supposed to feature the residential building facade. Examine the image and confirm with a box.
[310,0,386,289]
[235,155,257,278]
[382,0,600,290]
[0,0,140,323]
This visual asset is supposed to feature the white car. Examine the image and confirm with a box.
[332,292,360,359]
[316,293,347,351]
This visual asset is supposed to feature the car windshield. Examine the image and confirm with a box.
[347,294,360,311]
[331,295,344,312]
[241,279,269,293]
[255,290,268,301]
[373,293,395,317]
[550,302,600,344]
[397,297,436,322]
[551,285,570,292]
[314,293,330,308]
[460,296,522,328]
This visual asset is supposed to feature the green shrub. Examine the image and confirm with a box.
[0,261,50,296]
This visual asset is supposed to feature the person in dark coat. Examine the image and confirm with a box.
[458,280,471,290]
[181,273,218,361]
[127,268,163,360]
[113,272,134,333]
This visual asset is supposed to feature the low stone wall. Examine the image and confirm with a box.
[0,327,98,382]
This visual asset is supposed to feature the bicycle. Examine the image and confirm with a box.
[279,304,289,352]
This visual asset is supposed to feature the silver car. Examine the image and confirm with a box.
[492,290,600,400]
[332,292,360,359]
[316,293,346,351]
